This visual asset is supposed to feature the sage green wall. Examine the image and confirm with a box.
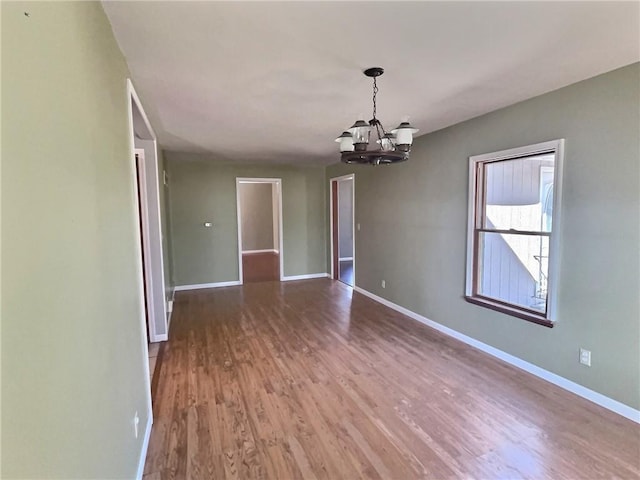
[166,152,326,285]
[327,63,640,410]
[2,2,151,478]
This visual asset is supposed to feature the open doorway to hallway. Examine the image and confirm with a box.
[331,174,355,286]
[236,178,284,283]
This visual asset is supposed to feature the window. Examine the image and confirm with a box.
[465,140,564,327]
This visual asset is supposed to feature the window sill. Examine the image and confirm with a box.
[464,295,554,328]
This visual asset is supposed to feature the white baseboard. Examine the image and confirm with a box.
[165,300,173,332]
[136,413,153,480]
[174,280,241,291]
[339,257,354,261]
[281,273,330,282]
[167,290,175,330]
[242,249,279,254]
[176,275,330,289]
[353,286,640,424]
[150,333,167,343]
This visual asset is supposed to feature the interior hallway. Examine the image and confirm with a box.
[143,279,639,479]
[339,259,354,286]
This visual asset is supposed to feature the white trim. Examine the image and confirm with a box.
[353,286,640,424]
[329,180,334,279]
[235,180,244,285]
[149,139,169,338]
[242,249,279,254]
[465,157,476,295]
[128,79,168,343]
[237,178,278,184]
[329,174,356,283]
[281,273,330,282]
[465,139,564,322]
[125,79,153,453]
[167,310,173,331]
[134,148,157,343]
[236,178,284,282]
[135,414,153,480]
[276,181,284,280]
[151,334,168,342]
[548,140,564,321]
[133,147,167,344]
[174,281,242,291]
[167,290,175,330]
[330,173,357,182]
[128,80,156,139]
[339,257,354,262]
[272,184,279,252]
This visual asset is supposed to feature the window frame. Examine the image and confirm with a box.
[465,139,565,327]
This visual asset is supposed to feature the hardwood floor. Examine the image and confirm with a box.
[242,252,280,283]
[144,279,639,479]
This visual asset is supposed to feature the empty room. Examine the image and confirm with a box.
[2,1,639,479]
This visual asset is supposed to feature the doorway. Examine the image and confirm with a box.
[330,174,355,286]
[127,79,168,415]
[236,178,284,283]
[134,149,151,340]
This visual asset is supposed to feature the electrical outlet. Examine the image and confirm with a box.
[579,348,591,367]
[133,411,140,438]
[381,280,386,289]
[357,223,361,231]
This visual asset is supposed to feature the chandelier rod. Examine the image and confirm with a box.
[371,76,387,143]
[372,76,378,121]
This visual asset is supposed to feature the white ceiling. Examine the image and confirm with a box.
[103,1,639,165]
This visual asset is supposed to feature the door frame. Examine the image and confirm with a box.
[126,80,154,473]
[235,178,284,283]
[134,148,153,339]
[127,80,168,344]
[329,174,356,284]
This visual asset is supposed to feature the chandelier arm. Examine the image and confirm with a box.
[375,122,384,144]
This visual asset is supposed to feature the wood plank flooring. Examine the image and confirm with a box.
[242,252,280,283]
[144,279,639,479]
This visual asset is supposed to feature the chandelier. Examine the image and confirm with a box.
[335,67,418,166]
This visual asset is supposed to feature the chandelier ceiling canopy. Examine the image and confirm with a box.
[335,67,418,166]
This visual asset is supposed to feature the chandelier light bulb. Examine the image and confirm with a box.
[391,121,419,146]
[335,131,354,152]
[348,119,371,150]
[377,132,396,152]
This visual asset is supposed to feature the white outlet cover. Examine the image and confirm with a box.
[579,348,591,366]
